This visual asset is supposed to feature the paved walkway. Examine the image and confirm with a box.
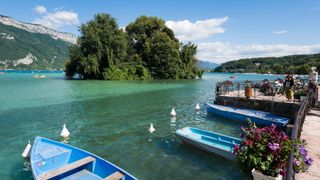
[296,108,320,180]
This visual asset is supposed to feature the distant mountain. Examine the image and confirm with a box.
[214,54,320,74]
[197,60,219,69]
[0,15,77,69]
[0,15,76,44]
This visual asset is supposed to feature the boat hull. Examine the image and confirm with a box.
[30,137,136,180]
[178,135,236,160]
[206,103,289,127]
[176,127,240,160]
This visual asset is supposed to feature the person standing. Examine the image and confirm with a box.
[284,75,294,102]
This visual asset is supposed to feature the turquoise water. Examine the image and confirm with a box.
[0,72,283,180]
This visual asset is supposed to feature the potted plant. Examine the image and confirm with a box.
[295,89,307,102]
[244,80,253,98]
[234,121,312,180]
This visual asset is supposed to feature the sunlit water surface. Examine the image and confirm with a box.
[0,72,283,180]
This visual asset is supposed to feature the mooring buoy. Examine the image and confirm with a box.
[148,123,155,133]
[21,140,32,158]
[170,107,176,117]
[60,123,70,138]
[195,103,201,111]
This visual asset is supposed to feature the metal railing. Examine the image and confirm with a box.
[215,79,309,102]
[285,92,312,180]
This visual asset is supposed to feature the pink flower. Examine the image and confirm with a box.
[294,159,301,166]
[268,142,280,151]
[234,144,239,153]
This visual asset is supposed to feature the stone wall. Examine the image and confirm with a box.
[214,96,300,123]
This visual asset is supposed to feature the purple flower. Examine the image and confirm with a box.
[305,157,313,166]
[294,159,301,166]
[240,133,245,138]
[299,147,308,156]
[268,142,280,151]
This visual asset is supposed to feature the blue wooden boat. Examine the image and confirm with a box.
[206,103,289,127]
[175,127,241,160]
[30,137,137,180]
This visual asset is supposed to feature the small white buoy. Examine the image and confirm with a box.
[195,103,201,111]
[148,123,155,133]
[170,107,176,117]
[60,123,70,138]
[22,140,32,158]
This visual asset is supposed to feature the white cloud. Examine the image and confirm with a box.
[34,5,47,14]
[273,30,287,35]
[33,9,79,29]
[197,42,320,64]
[165,17,228,41]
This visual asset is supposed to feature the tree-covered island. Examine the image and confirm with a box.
[65,13,204,80]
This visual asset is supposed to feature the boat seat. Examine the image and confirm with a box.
[104,171,124,180]
[38,147,70,161]
[38,156,95,180]
[62,169,102,180]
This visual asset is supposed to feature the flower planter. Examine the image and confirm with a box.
[300,96,306,102]
[252,169,283,180]
[245,87,253,99]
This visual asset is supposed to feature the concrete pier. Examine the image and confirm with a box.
[296,109,320,180]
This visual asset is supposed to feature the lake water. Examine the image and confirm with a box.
[0,72,284,180]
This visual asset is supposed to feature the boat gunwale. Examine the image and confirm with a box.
[176,127,241,153]
[30,136,137,180]
[205,103,289,125]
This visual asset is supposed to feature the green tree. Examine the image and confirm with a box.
[65,13,127,79]
[126,16,181,79]
[179,42,199,78]
[145,31,180,79]
[65,14,203,80]
[286,66,296,74]
[297,64,311,75]
[272,64,284,74]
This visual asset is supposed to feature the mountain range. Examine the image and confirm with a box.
[0,15,76,69]
[197,60,219,70]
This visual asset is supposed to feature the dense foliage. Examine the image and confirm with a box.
[65,13,204,80]
[235,121,312,177]
[214,54,320,74]
[0,23,70,69]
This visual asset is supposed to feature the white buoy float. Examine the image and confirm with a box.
[148,123,155,133]
[170,107,176,117]
[60,123,70,138]
[21,140,32,158]
[195,103,201,111]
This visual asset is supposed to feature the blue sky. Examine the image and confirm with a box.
[1,0,320,63]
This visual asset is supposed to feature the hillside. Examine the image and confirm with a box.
[0,15,76,69]
[197,60,219,70]
[0,15,76,43]
[214,54,320,74]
